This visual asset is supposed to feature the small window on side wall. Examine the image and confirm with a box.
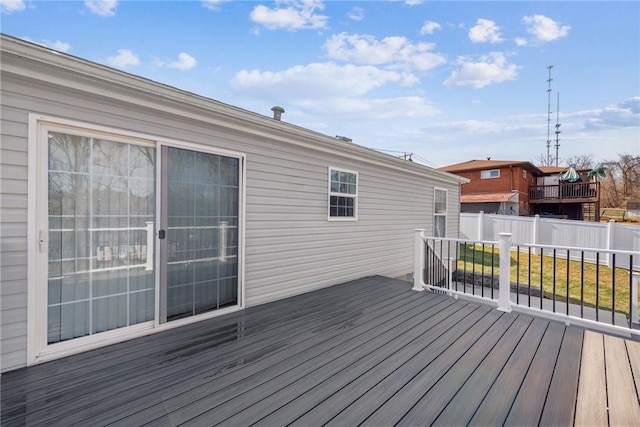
[328,167,357,220]
[434,188,447,237]
[481,169,500,179]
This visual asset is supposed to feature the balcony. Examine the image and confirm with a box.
[529,181,600,203]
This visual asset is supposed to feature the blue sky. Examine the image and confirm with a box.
[2,0,639,168]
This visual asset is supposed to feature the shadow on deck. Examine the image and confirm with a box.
[2,276,639,426]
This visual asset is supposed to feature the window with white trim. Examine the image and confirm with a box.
[434,188,447,237]
[481,169,500,179]
[328,167,357,219]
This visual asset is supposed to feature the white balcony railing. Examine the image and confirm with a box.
[413,229,640,337]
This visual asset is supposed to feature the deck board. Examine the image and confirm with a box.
[467,318,549,425]
[504,321,566,425]
[166,294,459,426]
[575,331,608,426]
[330,309,503,427]
[628,339,640,405]
[2,275,639,427]
[539,326,583,426]
[429,316,534,426]
[287,304,486,427]
[403,314,534,426]
[604,334,640,426]
[250,299,467,427]
[27,278,414,426]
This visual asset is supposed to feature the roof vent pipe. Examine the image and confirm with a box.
[271,106,285,121]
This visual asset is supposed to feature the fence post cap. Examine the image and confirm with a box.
[498,232,513,237]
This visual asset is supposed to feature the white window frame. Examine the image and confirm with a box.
[481,169,500,179]
[328,166,358,221]
[27,114,247,365]
[433,188,447,237]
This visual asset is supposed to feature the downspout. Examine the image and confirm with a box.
[510,165,514,190]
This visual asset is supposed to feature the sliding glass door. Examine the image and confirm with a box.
[160,146,240,322]
[42,124,242,354]
[47,132,155,344]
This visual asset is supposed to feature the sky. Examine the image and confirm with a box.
[1,0,639,168]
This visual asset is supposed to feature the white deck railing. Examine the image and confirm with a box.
[413,229,640,337]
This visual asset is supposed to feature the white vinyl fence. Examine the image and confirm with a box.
[460,213,640,270]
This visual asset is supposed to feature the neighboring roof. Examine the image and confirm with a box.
[538,165,592,175]
[460,192,518,203]
[440,160,544,176]
[538,166,566,174]
[0,34,468,186]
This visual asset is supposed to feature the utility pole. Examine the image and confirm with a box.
[554,92,561,167]
[546,65,553,165]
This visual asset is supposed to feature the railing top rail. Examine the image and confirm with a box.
[422,235,499,246]
[422,233,638,258]
[530,181,598,187]
[513,241,639,257]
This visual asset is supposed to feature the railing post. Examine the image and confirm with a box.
[478,211,484,241]
[606,220,615,267]
[497,232,513,312]
[532,214,539,255]
[448,258,455,298]
[413,229,426,291]
[633,272,639,325]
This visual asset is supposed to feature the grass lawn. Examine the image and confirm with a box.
[455,243,638,317]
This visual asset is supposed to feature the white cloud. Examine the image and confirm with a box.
[0,0,25,14]
[444,52,519,88]
[107,49,140,68]
[324,33,446,71]
[22,37,71,52]
[48,40,71,52]
[420,21,441,35]
[299,96,440,119]
[166,53,197,71]
[522,15,570,43]
[250,0,328,31]
[232,62,414,100]
[85,0,118,17]
[40,40,71,52]
[469,19,504,44]
[582,97,640,130]
[202,0,230,10]
[347,7,364,21]
[405,0,422,5]
[515,37,528,46]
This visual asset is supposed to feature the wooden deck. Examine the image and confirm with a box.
[2,276,639,426]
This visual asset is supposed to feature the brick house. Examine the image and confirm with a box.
[440,160,543,216]
[441,160,601,220]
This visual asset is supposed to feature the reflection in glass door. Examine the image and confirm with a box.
[47,132,156,344]
[160,146,239,322]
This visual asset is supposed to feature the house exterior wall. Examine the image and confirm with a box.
[0,36,464,372]
[452,166,536,215]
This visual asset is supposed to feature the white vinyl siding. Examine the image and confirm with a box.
[1,103,30,372]
[0,36,464,372]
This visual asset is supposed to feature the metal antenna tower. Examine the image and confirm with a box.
[554,92,561,167]
[546,65,553,165]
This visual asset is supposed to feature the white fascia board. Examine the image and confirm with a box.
[1,35,466,186]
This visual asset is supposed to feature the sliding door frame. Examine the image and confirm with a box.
[27,114,246,366]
